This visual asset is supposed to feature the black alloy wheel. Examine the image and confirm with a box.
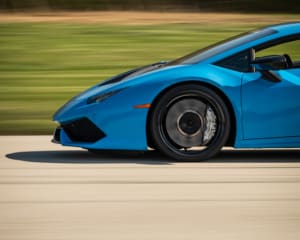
[150,84,231,161]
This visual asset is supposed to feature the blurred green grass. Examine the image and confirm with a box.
[0,22,294,134]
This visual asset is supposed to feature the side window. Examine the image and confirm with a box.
[215,50,252,72]
[256,39,300,64]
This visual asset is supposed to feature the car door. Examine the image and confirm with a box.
[242,37,300,139]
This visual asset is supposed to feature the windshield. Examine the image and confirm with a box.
[168,28,277,65]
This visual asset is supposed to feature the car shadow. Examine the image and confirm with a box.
[6,150,172,165]
[5,149,300,164]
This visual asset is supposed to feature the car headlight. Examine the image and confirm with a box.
[86,88,126,104]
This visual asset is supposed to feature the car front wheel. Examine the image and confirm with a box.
[150,84,231,161]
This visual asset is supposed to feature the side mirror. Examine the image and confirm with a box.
[251,55,285,82]
[251,55,287,71]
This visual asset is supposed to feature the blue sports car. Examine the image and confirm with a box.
[53,22,300,161]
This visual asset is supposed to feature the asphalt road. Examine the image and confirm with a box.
[1,136,300,240]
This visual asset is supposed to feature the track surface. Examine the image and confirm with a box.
[1,136,300,240]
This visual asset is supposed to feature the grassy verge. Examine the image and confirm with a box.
[0,14,298,134]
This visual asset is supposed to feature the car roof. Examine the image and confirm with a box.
[267,22,300,34]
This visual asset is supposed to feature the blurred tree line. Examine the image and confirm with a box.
[0,0,299,13]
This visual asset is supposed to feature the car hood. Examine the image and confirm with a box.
[98,61,169,87]
[53,61,172,120]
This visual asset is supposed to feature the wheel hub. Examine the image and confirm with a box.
[165,99,206,148]
[177,111,202,136]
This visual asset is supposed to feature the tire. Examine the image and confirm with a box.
[149,84,230,161]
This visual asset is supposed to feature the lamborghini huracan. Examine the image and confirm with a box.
[53,22,300,161]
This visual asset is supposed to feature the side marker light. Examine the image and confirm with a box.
[133,104,151,109]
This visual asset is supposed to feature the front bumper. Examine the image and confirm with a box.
[52,108,148,151]
[52,82,152,151]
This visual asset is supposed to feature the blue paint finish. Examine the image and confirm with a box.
[242,68,300,139]
[53,22,300,151]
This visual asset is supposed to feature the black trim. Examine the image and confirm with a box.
[61,118,106,143]
[215,50,252,73]
[52,127,61,143]
[261,70,282,82]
